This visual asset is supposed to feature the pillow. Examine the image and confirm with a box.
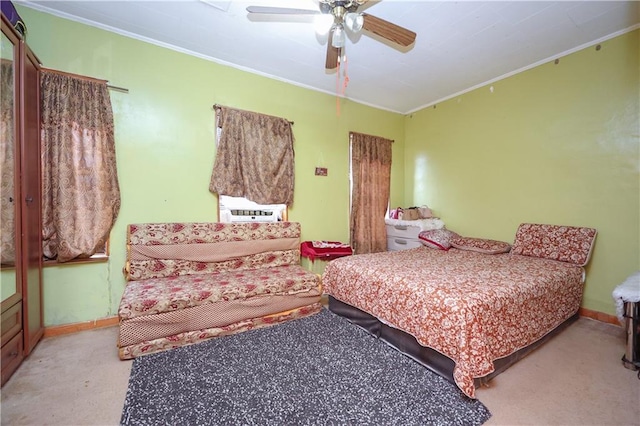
[418,229,459,250]
[510,223,597,266]
[450,236,511,254]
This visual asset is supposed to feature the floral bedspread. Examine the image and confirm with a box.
[119,264,319,320]
[322,247,585,398]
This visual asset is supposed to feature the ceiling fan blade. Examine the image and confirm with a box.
[325,37,340,70]
[246,6,320,15]
[361,13,416,47]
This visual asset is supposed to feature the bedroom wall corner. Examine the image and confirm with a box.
[403,29,640,317]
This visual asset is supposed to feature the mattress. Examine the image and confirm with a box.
[322,247,585,398]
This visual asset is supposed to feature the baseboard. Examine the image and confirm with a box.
[40,308,619,339]
[579,307,620,326]
[43,316,119,338]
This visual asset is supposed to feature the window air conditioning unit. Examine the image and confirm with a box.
[228,209,278,223]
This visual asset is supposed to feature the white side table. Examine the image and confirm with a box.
[384,218,445,252]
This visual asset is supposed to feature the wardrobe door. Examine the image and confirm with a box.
[1,14,24,386]
[19,42,42,355]
[1,16,21,307]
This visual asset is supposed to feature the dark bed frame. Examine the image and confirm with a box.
[328,295,579,388]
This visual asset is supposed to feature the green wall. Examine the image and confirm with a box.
[17,6,405,326]
[404,30,640,316]
[14,6,638,326]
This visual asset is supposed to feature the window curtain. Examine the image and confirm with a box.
[40,70,121,262]
[209,106,295,206]
[0,60,15,264]
[350,132,393,254]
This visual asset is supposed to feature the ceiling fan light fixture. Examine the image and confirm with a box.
[331,24,346,48]
[246,0,417,70]
[344,12,364,32]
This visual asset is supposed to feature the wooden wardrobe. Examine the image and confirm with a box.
[1,13,44,386]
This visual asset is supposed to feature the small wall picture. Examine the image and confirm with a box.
[315,167,328,176]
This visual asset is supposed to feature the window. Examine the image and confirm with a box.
[40,69,120,263]
[209,106,295,219]
[43,242,109,266]
[349,132,393,254]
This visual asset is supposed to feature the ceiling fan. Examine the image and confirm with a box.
[246,0,416,70]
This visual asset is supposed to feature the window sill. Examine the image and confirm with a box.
[43,254,109,267]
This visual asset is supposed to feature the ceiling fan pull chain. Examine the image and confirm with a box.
[342,54,349,96]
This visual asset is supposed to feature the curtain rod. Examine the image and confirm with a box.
[107,84,129,93]
[41,67,129,93]
[213,103,294,125]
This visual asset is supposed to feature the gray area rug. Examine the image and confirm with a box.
[121,308,491,426]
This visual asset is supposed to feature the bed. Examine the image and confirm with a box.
[322,223,597,398]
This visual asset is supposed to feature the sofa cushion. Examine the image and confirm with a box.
[119,264,319,320]
[126,222,303,281]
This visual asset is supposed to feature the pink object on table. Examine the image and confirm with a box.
[300,241,353,261]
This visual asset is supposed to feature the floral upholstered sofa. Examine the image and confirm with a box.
[117,222,322,359]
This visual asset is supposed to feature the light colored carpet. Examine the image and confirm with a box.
[1,317,638,426]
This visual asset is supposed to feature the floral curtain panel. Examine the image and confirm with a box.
[209,106,295,206]
[40,70,121,262]
[0,61,15,265]
[350,131,393,254]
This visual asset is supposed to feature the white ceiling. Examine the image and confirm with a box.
[21,0,640,114]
